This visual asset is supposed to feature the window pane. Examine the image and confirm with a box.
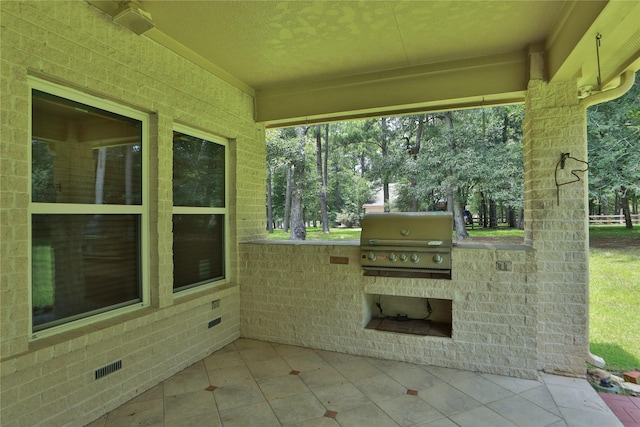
[173,214,224,291]
[32,214,141,331]
[173,132,225,207]
[32,90,142,204]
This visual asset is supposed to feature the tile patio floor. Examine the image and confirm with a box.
[86,339,623,427]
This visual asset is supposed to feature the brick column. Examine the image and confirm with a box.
[523,79,589,375]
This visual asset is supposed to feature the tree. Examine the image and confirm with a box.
[588,72,640,228]
[265,106,526,236]
[315,124,330,233]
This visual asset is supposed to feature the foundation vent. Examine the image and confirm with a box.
[95,360,122,380]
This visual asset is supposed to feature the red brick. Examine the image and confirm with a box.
[623,371,640,384]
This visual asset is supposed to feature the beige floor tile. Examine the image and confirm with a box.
[312,382,371,412]
[299,365,349,389]
[327,358,383,383]
[426,366,477,383]
[213,379,265,411]
[451,374,514,404]
[273,343,319,359]
[164,389,217,421]
[335,402,400,427]
[417,382,482,416]
[316,349,362,365]
[239,345,283,364]
[105,398,164,427]
[270,391,327,425]
[128,384,164,404]
[487,394,562,427]
[95,340,623,427]
[84,415,106,427]
[366,357,410,373]
[282,417,340,427]
[207,364,254,387]
[557,406,624,427]
[482,373,542,394]
[247,357,293,379]
[520,385,562,416]
[219,401,281,427]
[233,338,272,351]
[545,384,611,413]
[354,372,407,402]
[449,406,517,427]
[417,418,459,427]
[258,373,311,400]
[203,349,247,370]
[164,411,221,427]
[163,362,211,396]
[377,393,445,427]
[285,352,331,371]
[383,363,443,391]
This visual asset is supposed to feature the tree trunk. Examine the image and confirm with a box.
[517,207,525,230]
[410,114,426,211]
[480,192,488,228]
[316,125,329,233]
[266,169,273,233]
[380,117,391,212]
[289,127,308,240]
[283,164,292,233]
[95,147,107,204]
[443,111,469,240]
[621,186,633,229]
[489,199,498,228]
[507,206,516,228]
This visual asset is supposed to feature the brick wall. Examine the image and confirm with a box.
[523,79,589,375]
[0,2,264,425]
[240,242,539,379]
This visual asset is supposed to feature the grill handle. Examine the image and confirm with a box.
[367,239,446,247]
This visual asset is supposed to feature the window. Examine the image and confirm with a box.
[172,126,228,292]
[30,78,148,334]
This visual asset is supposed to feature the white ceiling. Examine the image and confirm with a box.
[88,1,640,126]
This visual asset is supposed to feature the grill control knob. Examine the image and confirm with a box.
[389,253,398,262]
[433,254,443,264]
[410,253,420,263]
[400,253,408,262]
[367,252,377,261]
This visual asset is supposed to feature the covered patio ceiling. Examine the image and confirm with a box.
[88,1,640,127]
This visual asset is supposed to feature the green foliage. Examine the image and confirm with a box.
[587,72,640,212]
[335,209,362,228]
[393,106,524,213]
[173,133,225,207]
[31,141,55,202]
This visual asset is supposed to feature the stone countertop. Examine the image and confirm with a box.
[242,239,533,251]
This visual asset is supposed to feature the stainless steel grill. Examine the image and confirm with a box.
[360,212,453,279]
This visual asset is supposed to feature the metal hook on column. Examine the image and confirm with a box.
[555,153,589,206]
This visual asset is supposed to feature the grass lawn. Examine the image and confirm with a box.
[32,244,54,308]
[268,224,640,372]
[588,226,640,373]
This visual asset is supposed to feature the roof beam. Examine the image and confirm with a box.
[256,51,528,127]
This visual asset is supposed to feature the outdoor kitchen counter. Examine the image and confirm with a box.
[240,240,539,379]
[245,239,533,249]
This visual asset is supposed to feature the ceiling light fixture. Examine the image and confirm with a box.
[113,1,154,35]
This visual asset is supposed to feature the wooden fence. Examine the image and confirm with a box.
[589,214,640,224]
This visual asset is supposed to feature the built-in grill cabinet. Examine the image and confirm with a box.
[360,212,453,279]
